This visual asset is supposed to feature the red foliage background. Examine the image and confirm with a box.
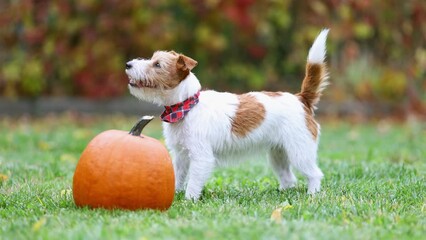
[0,0,425,116]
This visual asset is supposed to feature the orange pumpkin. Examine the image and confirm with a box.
[73,116,175,210]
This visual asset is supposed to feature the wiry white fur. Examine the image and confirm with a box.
[128,31,329,200]
[308,29,329,64]
[129,72,201,106]
[162,90,323,200]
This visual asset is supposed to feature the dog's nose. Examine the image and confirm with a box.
[125,62,132,70]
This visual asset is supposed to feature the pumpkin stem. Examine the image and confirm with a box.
[129,116,154,136]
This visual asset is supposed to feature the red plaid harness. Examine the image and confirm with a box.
[160,91,200,123]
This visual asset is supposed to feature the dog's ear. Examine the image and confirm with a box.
[177,54,198,72]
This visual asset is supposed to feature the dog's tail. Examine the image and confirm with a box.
[298,29,329,111]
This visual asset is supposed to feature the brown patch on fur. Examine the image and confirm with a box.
[231,94,266,137]
[298,63,326,110]
[176,54,197,81]
[146,51,198,89]
[297,62,328,140]
[262,91,283,97]
[301,99,318,140]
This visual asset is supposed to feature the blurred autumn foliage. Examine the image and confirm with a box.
[0,0,425,116]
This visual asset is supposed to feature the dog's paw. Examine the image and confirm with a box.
[185,191,201,201]
[307,178,321,194]
[307,189,320,195]
[279,182,297,190]
[175,186,186,192]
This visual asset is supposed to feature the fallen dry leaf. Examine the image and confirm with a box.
[270,201,293,223]
[270,207,283,223]
[32,217,47,232]
[0,173,8,181]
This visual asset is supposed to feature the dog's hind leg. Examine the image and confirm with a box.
[269,147,297,190]
[284,140,323,194]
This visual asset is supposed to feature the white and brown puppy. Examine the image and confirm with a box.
[126,29,329,200]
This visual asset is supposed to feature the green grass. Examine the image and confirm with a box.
[1,115,425,240]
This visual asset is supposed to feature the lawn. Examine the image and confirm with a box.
[0,114,425,240]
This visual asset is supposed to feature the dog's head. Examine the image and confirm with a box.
[126,51,198,105]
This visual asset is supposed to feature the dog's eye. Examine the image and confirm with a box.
[154,62,161,68]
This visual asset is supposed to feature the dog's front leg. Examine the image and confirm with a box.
[172,149,190,192]
[185,146,215,200]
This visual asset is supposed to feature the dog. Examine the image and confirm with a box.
[126,29,329,200]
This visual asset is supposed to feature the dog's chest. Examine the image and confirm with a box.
[162,122,189,148]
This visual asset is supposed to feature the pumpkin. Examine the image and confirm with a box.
[72,116,175,210]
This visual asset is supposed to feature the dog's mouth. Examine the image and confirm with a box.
[128,77,156,89]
